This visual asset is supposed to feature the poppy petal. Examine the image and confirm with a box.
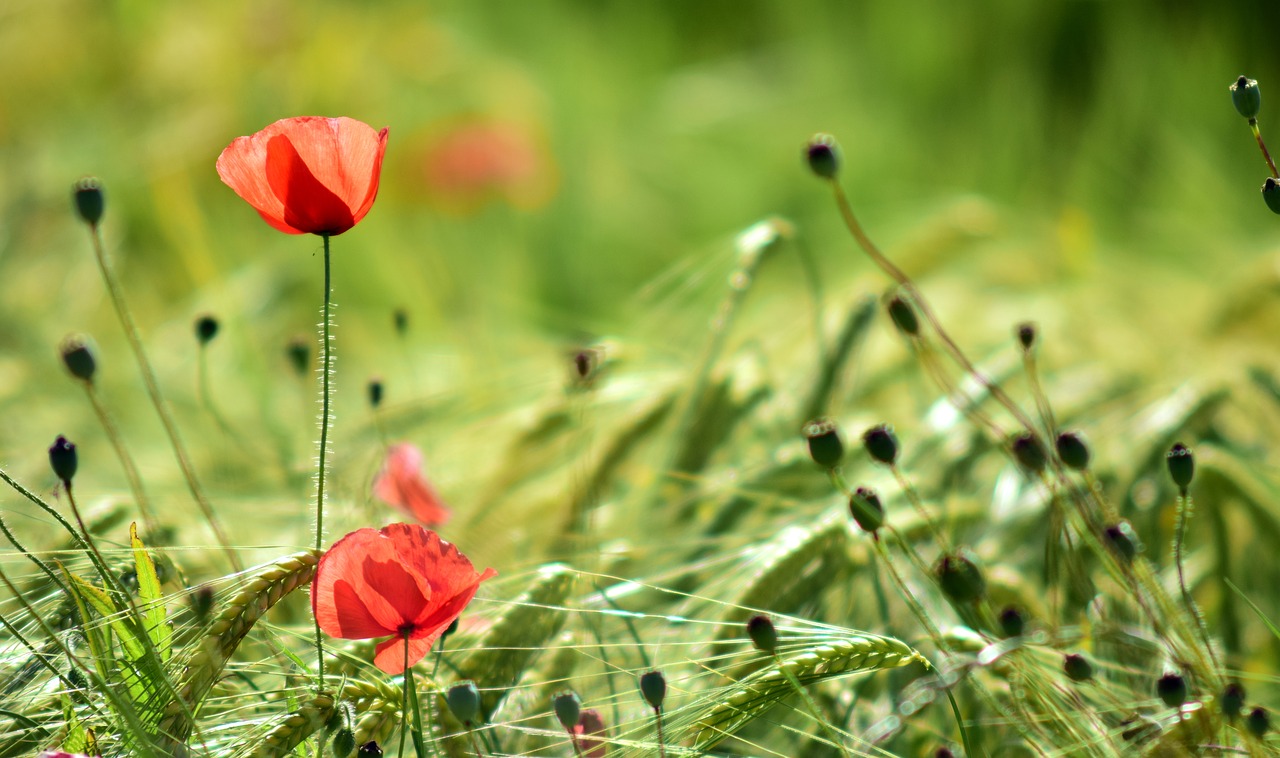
[312,527,432,637]
[382,523,496,602]
[373,634,434,675]
[373,443,452,526]
[265,134,355,235]
[266,117,386,230]
[217,133,302,234]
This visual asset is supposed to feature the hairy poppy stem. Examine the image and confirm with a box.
[314,233,333,694]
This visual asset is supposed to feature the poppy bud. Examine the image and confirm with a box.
[746,614,778,655]
[802,418,844,469]
[441,617,460,641]
[1016,322,1037,351]
[447,681,482,726]
[1156,673,1187,708]
[1246,707,1270,738]
[998,605,1026,638]
[805,134,840,179]
[1011,432,1047,474]
[1262,177,1280,215]
[553,691,582,732]
[1063,653,1093,682]
[393,308,409,336]
[189,586,215,623]
[1221,682,1246,719]
[887,295,920,336]
[285,337,310,377]
[1055,431,1090,470]
[1104,522,1140,563]
[573,350,594,380]
[49,436,78,488]
[639,670,666,711]
[848,486,884,533]
[194,315,219,345]
[66,665,88,692]
[73,177,105,227]
[1166,443,1194,490]
[935,551,986,603]
[368,378,384,409]
[1231,76,1261,120]
[59,336,97,383]
[934,750,955,758]
[331,728,356,757]
[862,424,899,465]
[357,741,384,758]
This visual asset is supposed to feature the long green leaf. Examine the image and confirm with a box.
[130,522,170,663]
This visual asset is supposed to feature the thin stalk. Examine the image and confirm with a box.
[1249,120,1279,179]
[889,465,950,553]
[1021,350,1057,442]
[314,233,333,692]
[83,222,238,571]
[83,383,156,532]
[651,706,667,758]
[1174,488,1222,674]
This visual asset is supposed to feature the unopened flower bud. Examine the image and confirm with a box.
[1055,431,1090,470]
[935,551,986,603]
[998,605,1026,638]
[639,670,666,711]
[393,308,409,336]
[1246,707,1270,738]
[1262,177,1280,215]
[194,315,219,345]
[1016,322,1037,351]
[189,586,215,623]
[553,691,582,732]
[1011,432,1047,474]
[1156,673,1188,708]
[447,681,482,726]
[331,728,356,757]
[49,436,78,488]
[59,336,97,382]
[1166,442,1194,490]
[802,418,844,469]
[848,486,884,534]
[747,614,778,654]
[285,337,310,377]
[805,134,840,179]
[368,378,384,409]
[73,177,105,227]
[1231,76,1261,120]
[1221,682,1246,719]
[357,741,384,757]
[1104,521,1141,563]
[862,424,899,465]
[1063,653,1093,682]
[887,295,920,336]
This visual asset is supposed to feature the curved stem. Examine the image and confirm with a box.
[84,383,156,532]
[1250,120,1279,179]
[314,233,333,693]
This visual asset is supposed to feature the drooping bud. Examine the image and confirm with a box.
[357,741,384,757]
[1166,442,1194,490]
[189,586,215,623]
[802,418,844,469]
[1016,322,1036,351]
[73,177,105,227]
[935,551,986,603]
[998,606,1026,638]
[446,681,482,726]
[368,378,384,409]
[49,436,78,488]
[553,691,583,732]
[59,336,97,383]
[1063,653,1093,682]
[1156,673,1188,708]
[848,486,884,534]
[1246,707,1270,738]
[862,424,899,465]
[285,337,310,377]
[1010,432,1047,474]
[1055,431,1090,470]
[1262,177,1280,215]
[1221,682,1246,719]
[1231,76,1262,120]
[805,134,840,179]
[1104,521,1141,563]
[887,295,920,336]
[639,670,666,711]
[331,728,356,757]
[194,315,219,345]
[746,614,778,655]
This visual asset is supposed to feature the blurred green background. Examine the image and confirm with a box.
[1,0,1279,552]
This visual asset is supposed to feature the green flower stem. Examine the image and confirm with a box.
[1174,489,1222,674]
[84,222,239,571]
[1250,120,1279,179]
[83,382,156,533]
[312,234,334,695]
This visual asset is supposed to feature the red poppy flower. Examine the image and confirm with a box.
[216,116,389,236]
[373,443,451,526]
[311,523,496,674]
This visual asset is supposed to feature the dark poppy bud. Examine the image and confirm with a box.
[553,691,582,732]
[746,614,778,654]
[1246,707,1270,738]
[862,424,899,465]
[194,315,219,345]
[573,350,594,380]
[1011,432,1047,473]
[357,741,384,758]
[1013,322,1036,351]
[935,551,986,603]
[1156,673,1188,708]
[848,487,884,533]
[189,586,215,623]
[1055,431,1090,470]
[1063,653,1093,682]
[1231,76,1262,120]
[447,681,482,726]
[1262,177,1280,215]
[59,336,97,383]
[1104,522,1140,563]
[1221,682,1246,719]
[331,728,356,757]
[393,308,409,336]
[49,436,78,488]
[805,134,840,179]
[934,749,955,758]
[368,378,384,409]
[1166,443,1194,490]
[639,670,666,711]
[285,337,310,377]
[73,177,105,227]
[887,295,920,336]
[998,605,1026,638]
[442,616,460,641]
[66,665,88,692]
[802,418,844,469]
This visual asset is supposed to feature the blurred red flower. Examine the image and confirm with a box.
[573,709,609,758]
[421,120,555,213]
[217,116,388,235]
[373,443,451,526]
[311,523,496,673]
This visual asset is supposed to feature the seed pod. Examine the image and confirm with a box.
[862,424,899,465]
[746,614,778,655]
[848,486,884,534]
[1011,432,1047,473]
[805,134,840,179]
[447,681,482,726]
[1104,522,1140,563]
[1063,653,1093,682]
[935,551,986,603]
[1156,673,1187,708]
[1016,322,1036,351]
[1166,443,1194,490]
[998,605,1026,638]
[1262,177,1280,215]
[887,296,920,336]
[1246,707,1270,738]
[331,727,356,757]
[49,436,78,488]
[367,378,384,409]
[73,177,105,227]
[1055,431,1090,470]
[639,670,666,711]
[194,315,219,345]
[357,741,384,757]
[802,418,844,469]
[1221,682,1246,719]
[59,336,97,383]
[553,691,583,732]
[285,337,310,377]
[1231,76,1261,120]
